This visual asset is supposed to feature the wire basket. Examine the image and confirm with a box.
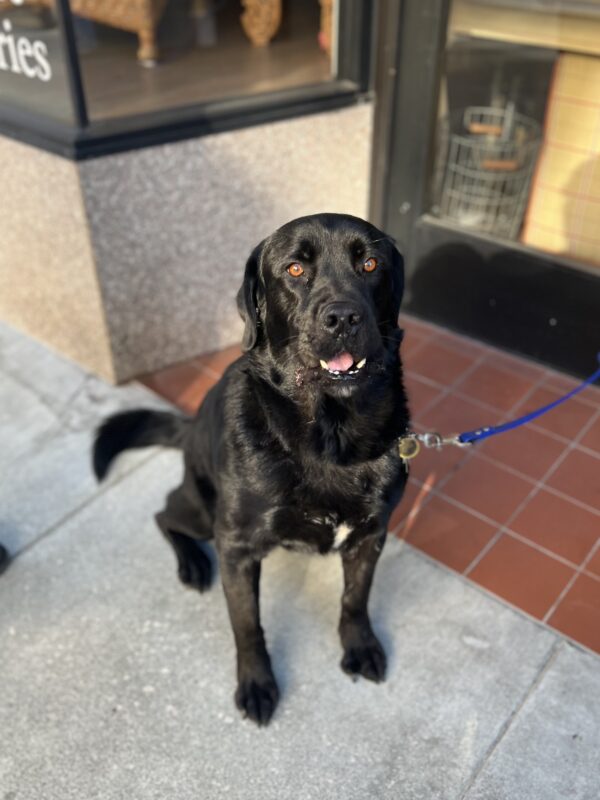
[437,105,542,239]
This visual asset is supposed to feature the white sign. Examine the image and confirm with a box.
[0,6,53,82]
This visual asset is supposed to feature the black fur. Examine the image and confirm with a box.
[93,410,189,480]
[93,213,410,725]
[0,543,10,576]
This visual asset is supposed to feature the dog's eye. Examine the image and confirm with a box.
[287,263,304,278]
[363,257,378,273]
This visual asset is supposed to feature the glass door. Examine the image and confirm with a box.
[434,0,600,266]
[377,0,600,377]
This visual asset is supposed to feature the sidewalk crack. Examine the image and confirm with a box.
[457,639,563,799]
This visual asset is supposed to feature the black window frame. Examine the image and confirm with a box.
[0,0,374,160]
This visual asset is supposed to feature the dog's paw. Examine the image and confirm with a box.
[235,672,280,726]
[0,544,10,576]
[341,636,387,683]
[177,544,212,593]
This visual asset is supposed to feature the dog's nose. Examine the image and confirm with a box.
[321,302,363,337]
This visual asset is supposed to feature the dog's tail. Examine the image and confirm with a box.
[92,409,190,481]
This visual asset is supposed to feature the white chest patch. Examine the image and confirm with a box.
[333,522,353,549]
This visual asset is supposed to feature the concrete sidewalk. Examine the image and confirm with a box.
[1,321,599,800]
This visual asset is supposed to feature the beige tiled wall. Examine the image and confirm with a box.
[0,137,115,380]
[1,103,373,382]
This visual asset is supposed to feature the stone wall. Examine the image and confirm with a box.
[0,102,373,382]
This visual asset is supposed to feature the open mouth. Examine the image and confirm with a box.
[318,351,367,380]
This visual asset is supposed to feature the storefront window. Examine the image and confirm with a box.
[430,0,600,269]
[0,0,365,156]
[71,0,338,121]
[0,0,75,122]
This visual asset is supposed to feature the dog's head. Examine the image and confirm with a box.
[236,213,404,396]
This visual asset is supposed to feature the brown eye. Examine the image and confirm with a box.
[287,263,304,277]
[363,257,378,273]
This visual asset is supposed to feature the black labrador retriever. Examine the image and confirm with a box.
[93,213,411,725]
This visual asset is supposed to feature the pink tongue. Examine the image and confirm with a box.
[327,352,354,372]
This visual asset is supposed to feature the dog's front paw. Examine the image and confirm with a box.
[341,634,387,683]
[235,668,280,726]
[177,543,212,592]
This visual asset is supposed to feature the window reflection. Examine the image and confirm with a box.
[72,0,337,121]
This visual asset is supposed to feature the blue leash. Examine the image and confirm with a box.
[458,352,600,445]
[398,352,600,459]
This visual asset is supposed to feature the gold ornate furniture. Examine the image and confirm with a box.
[68,0,169,64]
[241,0,333,54]
[1,0,333,63]
[240,0,281,47]
[0,0,168,64]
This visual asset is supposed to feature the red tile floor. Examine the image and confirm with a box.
[140,315,600,655]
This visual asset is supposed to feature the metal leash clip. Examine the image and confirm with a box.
[417,432,471,450]
[398,431,471,461]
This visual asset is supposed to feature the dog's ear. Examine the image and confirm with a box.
[389,241,405,323]
[236,241,265,351]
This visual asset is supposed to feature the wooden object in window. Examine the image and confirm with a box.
[240,0,282,47]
